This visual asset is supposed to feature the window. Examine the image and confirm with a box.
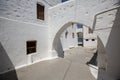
[65,31,68,38]
[89,28,93,33]
[26,40,37,54]
[86,39,89,41]
[37,3,44,20]
[72,33,75,38]
[92,39,95,41]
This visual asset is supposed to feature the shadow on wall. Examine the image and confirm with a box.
[0,42,18,80]
[86,51,98,66]
[96,6,120,80]
[53,36,64,58]
[105,7,120,80]
[114,0,120,6]
[97,37,107,80]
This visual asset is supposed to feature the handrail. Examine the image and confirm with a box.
[92,6,120,31]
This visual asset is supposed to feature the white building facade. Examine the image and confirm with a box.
[60,23,78,51]
[0,0,61,73]
[0,0,120,80]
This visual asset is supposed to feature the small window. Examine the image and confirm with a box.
[89,28,93,33]
[65,31,68,38]
[86,39,89,41]
[26,40,37,54]
[92,39,95,41]
[37,3,44,20]
[72,33,75,38]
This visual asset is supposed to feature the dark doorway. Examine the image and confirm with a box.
[77,32,83,46]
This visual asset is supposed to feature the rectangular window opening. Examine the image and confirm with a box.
[26,40,37,55]
[37,3,44,20]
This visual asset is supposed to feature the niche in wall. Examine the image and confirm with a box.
[65,31,68,38]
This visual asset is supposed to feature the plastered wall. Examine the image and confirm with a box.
[94,7,120,80]
[0,0,62,73]
[60,24,77,51]
[0,0,61,24]
[48,0,119,53]
[48,1,120,79]
[0,17,49,73]
[0,1,120,79]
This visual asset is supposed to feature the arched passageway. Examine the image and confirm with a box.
[50,2,120,80]
[52,22,92,57]
[52,22,99,79]
[51,10,120,79]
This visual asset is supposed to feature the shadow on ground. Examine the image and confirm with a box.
[86,51,98,66]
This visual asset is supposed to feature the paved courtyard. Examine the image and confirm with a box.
[1,47,96,80]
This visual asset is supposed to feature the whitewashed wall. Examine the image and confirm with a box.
[0,0,61,74]
[60,24,77,51]
[83,26,97,48]
[76,0,119,27]
[83,34,97,48]
[48,1,120,80]
[0,17,49,73]
[76,27,83,33]
[48,0,119,53]
[94,7,120,80]
[0,0,61,24]
[0,0,120,80]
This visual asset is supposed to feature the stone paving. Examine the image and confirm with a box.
[1,47,96,80]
